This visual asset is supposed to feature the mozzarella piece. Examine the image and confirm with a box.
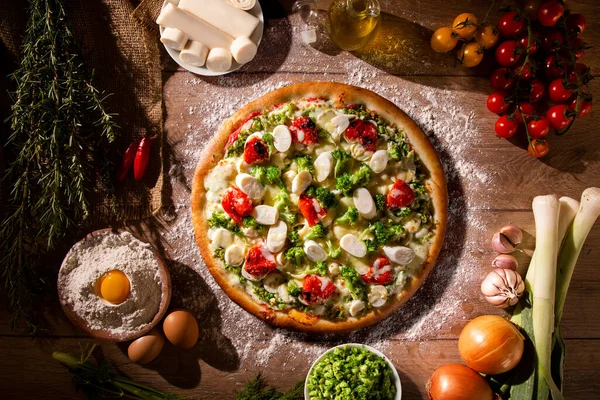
[340,234,367,258]
[211,228,233,249]
[263,273,283,294]
[160,27,188,51]
[267,221,287,253]
[230,37,257,64]
[383,246,416,265]
[368,285,388,308]
[273,125,292,152]
[353,188,376,220]
[304,240,327,262]
[370,150,389,173]
[330,114,350,135]
[252,205,279,225]
[328,262,341,276]
[292,170,312,194]
[235,173,265,199]
[317,109,336,127]
[348,299,365,317]
[206,48,232,72]
[227,0,256,11]
[225,245,245,266]
[157,4,233,49]
[404,217,421,233]
[314,152,333,182]
[179,40,209,66]
[179,0,260,39]
[278,284,291,302]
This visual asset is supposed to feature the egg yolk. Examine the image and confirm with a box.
[96,270,130,304]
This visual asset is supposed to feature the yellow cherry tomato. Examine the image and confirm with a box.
[476,24,499,49]
[97,270,130,304]
[457,42,484,68]
[431,27,459,53]
[452,13,479,40]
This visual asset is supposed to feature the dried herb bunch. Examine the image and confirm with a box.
[1,0,118,331]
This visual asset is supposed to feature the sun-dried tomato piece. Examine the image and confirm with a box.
[345,119,378,151]
[289,116,319,145]
[244,245,277,277]
[221,186,253,224]
[298,194,327,226]
[243,137,270,165]
[301,275,336,304]
[362,257,394,285]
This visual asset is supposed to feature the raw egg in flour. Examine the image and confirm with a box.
[96,270,130,304]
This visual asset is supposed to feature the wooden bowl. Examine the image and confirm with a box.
[57,228,172,342]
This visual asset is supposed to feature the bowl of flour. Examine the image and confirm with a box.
[58,229,172,342]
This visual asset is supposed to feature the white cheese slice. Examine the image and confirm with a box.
[211,228,233,249]
[267,221,287,253]
[367,285,388,307]
[263,273,283,294]
[230,37,257,64]
[252,205,279,225]
[278,283,291,302]
[224,244,245,266]
[328,262,341,275]
[330,114,350,136]
[370,150,389,173]
[314,151,333,182]
[353,188,376,219]
[206,48,232,72]
[383,246,415,265]
[179,40,209,66]
[160,27,188,51]
[304,240,327,262]
[340,234,367,258]
[235,173,265,199]
[273,125,292,152]
[157,4,234,49]
[292,170,312,194]
[348,299,365,316]
[178,0,260,39]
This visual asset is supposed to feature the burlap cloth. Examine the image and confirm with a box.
[0,0,167,221]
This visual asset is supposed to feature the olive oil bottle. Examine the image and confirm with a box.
[326,0,380,51]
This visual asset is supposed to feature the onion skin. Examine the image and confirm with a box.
[458,315,524,375]
[427,363,494,400]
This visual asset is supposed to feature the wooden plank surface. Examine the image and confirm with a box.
[2,0,600,399]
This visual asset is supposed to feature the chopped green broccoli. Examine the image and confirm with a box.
[262,133,274,145]
[305,261,328,276]
[273,191,297,223]
[252,283,275,303]
[361,221,406,244]
[336,207,359,225]
[306,223,328,240]
[419,231,434,244]
[208,212,241,234]
[284,246,305,267]
[280,212,298,224]
[411,181,428,198]
[288,229,300,244]
[287,280,302,297]
[375,194,386,213]
[242,216,260,229]
[331,149,351,177]
[327,240,342,259]
[214,248,225,262]
[392,207,412,219]
[340,266,366,300]
[352,163,373,188]
[336,173,354,197]
[248,117,264,133]
[294,155,314,172]
[388,141,410,161]
[250,165,284,188]
[364,239,378,253]
[225,131,250,158]
[315,187,337,209]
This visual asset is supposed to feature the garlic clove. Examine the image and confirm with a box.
[500,224,523,246]
[480,267,525,308]
[492,254,519,270]
[491,232,516,253]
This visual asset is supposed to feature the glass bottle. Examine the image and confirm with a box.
[326,0,380,51]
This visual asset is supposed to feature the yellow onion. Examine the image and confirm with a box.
[458,315,524,375]
[427,363,494,400]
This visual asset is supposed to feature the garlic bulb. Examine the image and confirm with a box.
[491,224,523,253]
[492,254,518,270]
[481,268,525,308]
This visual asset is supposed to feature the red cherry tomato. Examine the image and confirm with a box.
[221,186,253,224]
[567,37,586,60]
[498,11,526,38]
[515,102,536,124]
[567,62,589,83]
[289,116,319,145]
[487,92,510,114]
[528,139,550,158]
[529,80,545,103]
[515,61,534,80]
[243,137,270,165]
[566,13,587,36]
[490,68,515,91]
[540,30,564,53]
[568,96,593,118]
[495,116,518,138]
[548,79,573,103]
[362,257,394,285]
[538,0,564,27]
[244,245,277,278]
[298,194,327,226]
[544,54,567,80]
[546,104,574,130]
[518,33,539,55]
[495,40,521,67]
[301,275,336,304]
[345,119,378,151]
[386,180,415,209]
[528,117,551,139]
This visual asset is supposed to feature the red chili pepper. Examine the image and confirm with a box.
[133,137,151,181]
[116,140,138,181]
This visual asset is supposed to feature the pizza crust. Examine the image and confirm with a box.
[191,82,448,333]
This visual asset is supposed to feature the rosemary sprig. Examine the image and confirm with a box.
[1,0,118,332]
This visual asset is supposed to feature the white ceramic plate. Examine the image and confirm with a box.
[304,343,402,400]
[159,0,264,76]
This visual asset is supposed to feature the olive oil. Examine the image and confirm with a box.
[326,0,380,51]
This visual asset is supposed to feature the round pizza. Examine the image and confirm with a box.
[191,82,447,333]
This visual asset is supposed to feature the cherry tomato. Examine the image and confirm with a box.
[362,258,394,285]
[431,27,459,53]
[523,0,542,20]
[244,137,270,165]
[544,54,567,80]
[301,275,336,304]
[289,116,319,145]
[568,37,586,60]
[567,62,589,83]
[568,96,593,118]
[548,79,573,103]
[387,180,415,209]
[476,24,500,49]
[529,80,545,103]
[515,102,536,124]
[495,40,521,67]
[345,119,378,151]
[515,61,534,80]
[457,42,484,68]
[528,117,551,139]
[538,0,564,27]
[528,139,550,158]
[222,186,253,224]
[540,30,564,53]
[452,13,479,40]
[244,245,277,278]
[546,104,574,130]
[498,11,526,38]
[495,116,518,138]
[298,194,327,226]
[487,91,510,114]
[490,68,515,91]
[566,13,587,37]
[518,32,539,55]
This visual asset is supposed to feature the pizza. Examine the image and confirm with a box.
[191,82,447,333]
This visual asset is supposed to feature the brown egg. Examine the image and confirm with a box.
[127,328,165,364]
[162,309,199,349]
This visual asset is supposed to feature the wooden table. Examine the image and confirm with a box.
[1,1,599,398]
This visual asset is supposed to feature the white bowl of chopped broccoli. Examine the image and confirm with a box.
[305,343,402,400]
